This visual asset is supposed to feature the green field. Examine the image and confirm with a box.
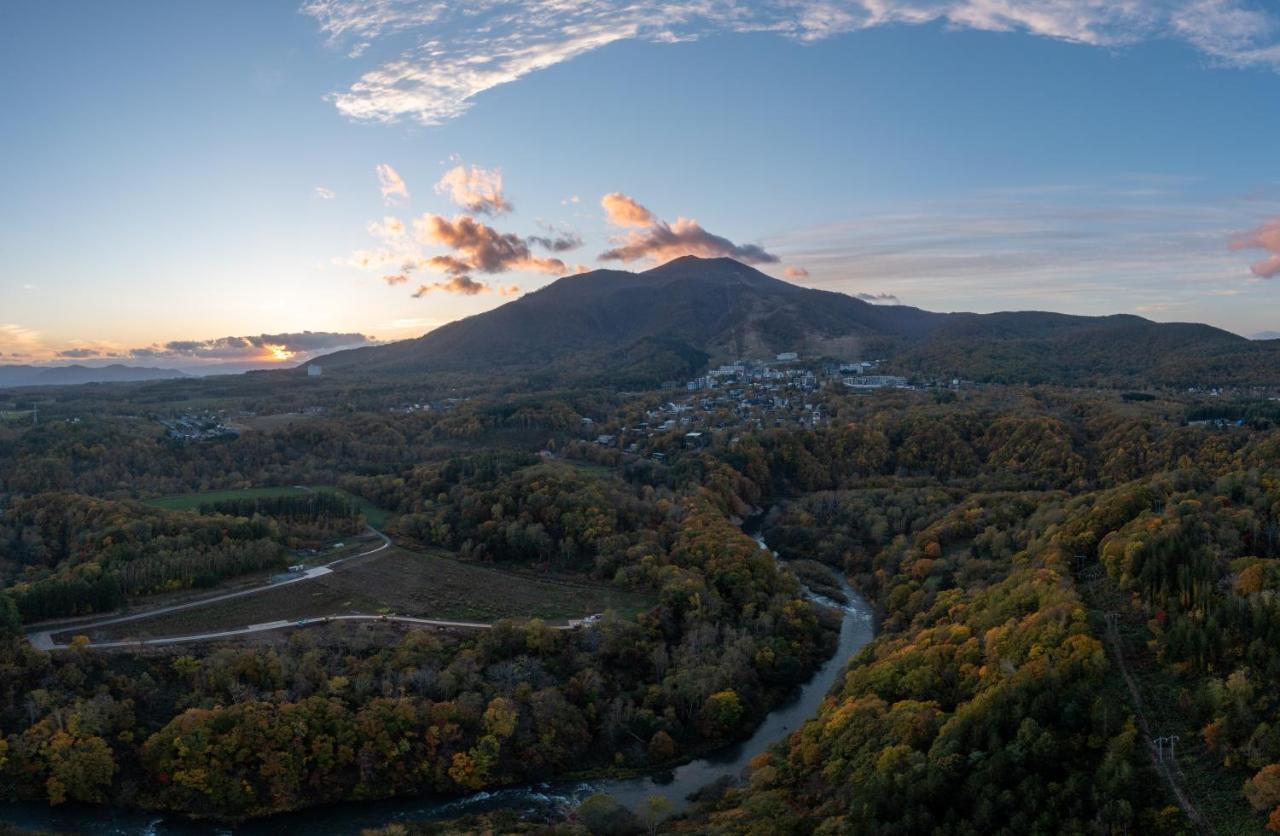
[0,410,36,422]
[145,485,391,528]
[71,546,652,643]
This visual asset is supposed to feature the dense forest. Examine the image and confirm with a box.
[0,494,285,621]
[0,489,367,622]
[2,381,1280,831]
[673,416,1280,834]
[0,497,834,819]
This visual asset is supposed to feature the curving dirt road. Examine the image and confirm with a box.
[27,527,394,651]
[66,614,521,650]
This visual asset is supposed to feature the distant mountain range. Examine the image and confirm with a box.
[311,256,1280,388]
[0,364,188,389]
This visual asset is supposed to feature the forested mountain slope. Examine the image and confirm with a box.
[313,256,1280,388]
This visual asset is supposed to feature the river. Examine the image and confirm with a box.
[0,533,875,835]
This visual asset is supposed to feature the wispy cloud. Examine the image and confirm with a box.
[302,0,451,57]
[784,265,809,279]
[599,192,778,265]
[766,183,1280,318]
[435,164,512,215]
[314,185,336,199]
[304,0,1280,126]
[376,163,409,203]
[0,324,42,359]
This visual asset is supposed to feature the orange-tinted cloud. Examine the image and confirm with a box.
[1231,218,1280,278]
[415,213,568,276]
[784,265,809,279]
[601,192,656,227]
[412,277,520,297]
[383,273,409,285]
[599,193,778,265]
[131,332,377,362]
[376,163,409,204]
[0,323,43,357]
[435,164,512,215]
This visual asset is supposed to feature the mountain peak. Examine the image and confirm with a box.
[638,255,792,292]
[643,254,741,271]
[309,256,1280,387]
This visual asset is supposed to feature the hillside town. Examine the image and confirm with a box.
[583,353,919,459]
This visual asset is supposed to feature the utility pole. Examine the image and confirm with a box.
[1154,735,1179,764]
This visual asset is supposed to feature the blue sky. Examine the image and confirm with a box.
[2,0,1280,368]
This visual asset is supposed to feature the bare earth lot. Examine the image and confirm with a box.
[66,546,650,643]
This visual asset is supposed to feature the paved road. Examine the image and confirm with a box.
[27,527,392,651]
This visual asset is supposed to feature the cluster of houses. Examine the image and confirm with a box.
[590,354,860,458]
[389,396,468,415]
[842,373,910,390]
[681,356,915,391]
[157,411,240,442]
[682,354,912,394]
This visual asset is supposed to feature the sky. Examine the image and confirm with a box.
[3,0,1280,370]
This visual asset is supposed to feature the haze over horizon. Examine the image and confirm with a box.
[4,0,1280,372]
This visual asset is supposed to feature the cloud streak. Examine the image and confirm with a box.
[598,193,778,265]
[766,182,1280,324]
[305,1,1280,126]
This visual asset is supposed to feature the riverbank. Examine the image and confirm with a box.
[0,528,876,835]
